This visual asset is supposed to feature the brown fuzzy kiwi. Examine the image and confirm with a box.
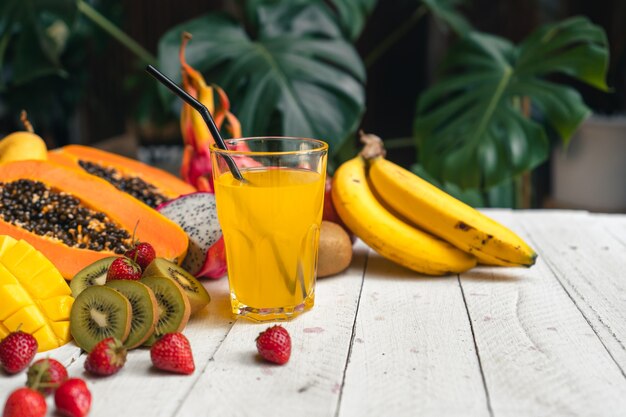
[140,275,191,346]
[105,280,159,349]
[317,221,353,277]
[69,285,132,352]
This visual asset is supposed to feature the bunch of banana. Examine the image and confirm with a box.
[331,133,537,276]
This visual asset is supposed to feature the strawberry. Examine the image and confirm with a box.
[2,387,46,417]
[256,325,291,365]
[84,337,127,376]
[150,332,195,375]
[54,378,91,417]
[26,358,68,395]
[0,331,37,374]
[106,256,142,281]
[125,242,156,271]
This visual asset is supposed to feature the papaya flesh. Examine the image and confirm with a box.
[48,145,196,208]
[0,161,188,279]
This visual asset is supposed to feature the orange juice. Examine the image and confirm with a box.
[214,167,325,320]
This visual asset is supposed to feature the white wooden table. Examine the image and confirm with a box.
[2,210,626,416]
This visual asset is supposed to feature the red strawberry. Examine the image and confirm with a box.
[54,378,91,417]
[0,331,37,374]
[150,332,195,375]
[125,242,156,271]
[2,387,46,417]
[26,358,68,395]
[106,256,142,281]
[84,337,127,376]
[256,325,291,365]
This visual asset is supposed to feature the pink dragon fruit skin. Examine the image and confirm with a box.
[157,192,226,279]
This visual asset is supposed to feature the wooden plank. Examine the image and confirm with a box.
[461,210,626,417]
[174,241,369,417]
[71,278,235,417]
[338,252,490,417]
[515,210,626,373]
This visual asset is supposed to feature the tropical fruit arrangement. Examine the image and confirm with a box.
[331,132,537,275]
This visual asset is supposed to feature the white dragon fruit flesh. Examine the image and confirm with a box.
[157,192,226,279]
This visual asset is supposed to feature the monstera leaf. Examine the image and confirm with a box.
[329,0,378,40]
[0,0,77,87]
[422,0,470,36]
[158,0,366,154]
[414,17,609,189]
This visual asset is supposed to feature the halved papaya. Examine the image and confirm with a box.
[0,160,188,279]
[48,145,196,208]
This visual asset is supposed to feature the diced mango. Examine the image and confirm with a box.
[39,295,73,321]
[33,325,60,352]
[0,322,10,339]
[0,263,18,286]
[0,235,18,257]
[4,305,46,334]
[0,284,34,320]
[50,320,71,344]
[28,267,71,299]
[0,237,74,352]
[0,239,33,271]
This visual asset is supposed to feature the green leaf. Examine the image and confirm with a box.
[0,0,77,86]
[414,17,609,189]
[422,0,471,36]
[326,0,378,40]
[158,1,366,155]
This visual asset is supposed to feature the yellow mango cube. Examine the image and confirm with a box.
[39,295,74,321]
[0,239,33,271]
[27,267,71,299]
[0,322,10,339]
[33,325,60,352]
[0,284,34,320]
[0,263,18,286]
[50,320,71,344]
[0,235,17,257]
[4,305,46,334]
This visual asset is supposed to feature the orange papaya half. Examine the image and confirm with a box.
[48,145,196,208]
[0,160,188,279]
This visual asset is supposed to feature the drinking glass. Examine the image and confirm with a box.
[210,137,328,321]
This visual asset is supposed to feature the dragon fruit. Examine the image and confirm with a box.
[157,192,226,279]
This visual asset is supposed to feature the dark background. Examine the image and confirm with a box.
[0,0,624,207]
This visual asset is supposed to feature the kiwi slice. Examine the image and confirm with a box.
[70,285,132,352]
[140,275,191,346]
[105,280,158,349]
[142,258,210,315]
[70,257,117,298]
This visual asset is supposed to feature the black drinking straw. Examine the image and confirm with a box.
[145,65,245,182]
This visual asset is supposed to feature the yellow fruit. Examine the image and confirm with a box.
[362,133,537,267]
[0,235,73,352]
[0,111,47,164]
[332,156,476,275]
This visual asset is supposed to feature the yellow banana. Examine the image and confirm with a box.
[331,156,476,276]
[363,135,537,267]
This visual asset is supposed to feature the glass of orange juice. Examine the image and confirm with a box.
[210,137,328,321]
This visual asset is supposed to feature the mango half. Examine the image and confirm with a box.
[0,235,73,352]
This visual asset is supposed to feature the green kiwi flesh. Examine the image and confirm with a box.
[70,257,117,298]
[140,275,191,346]
[105,280,158,349]
[142,258,210,315]
[70,285,132,352]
